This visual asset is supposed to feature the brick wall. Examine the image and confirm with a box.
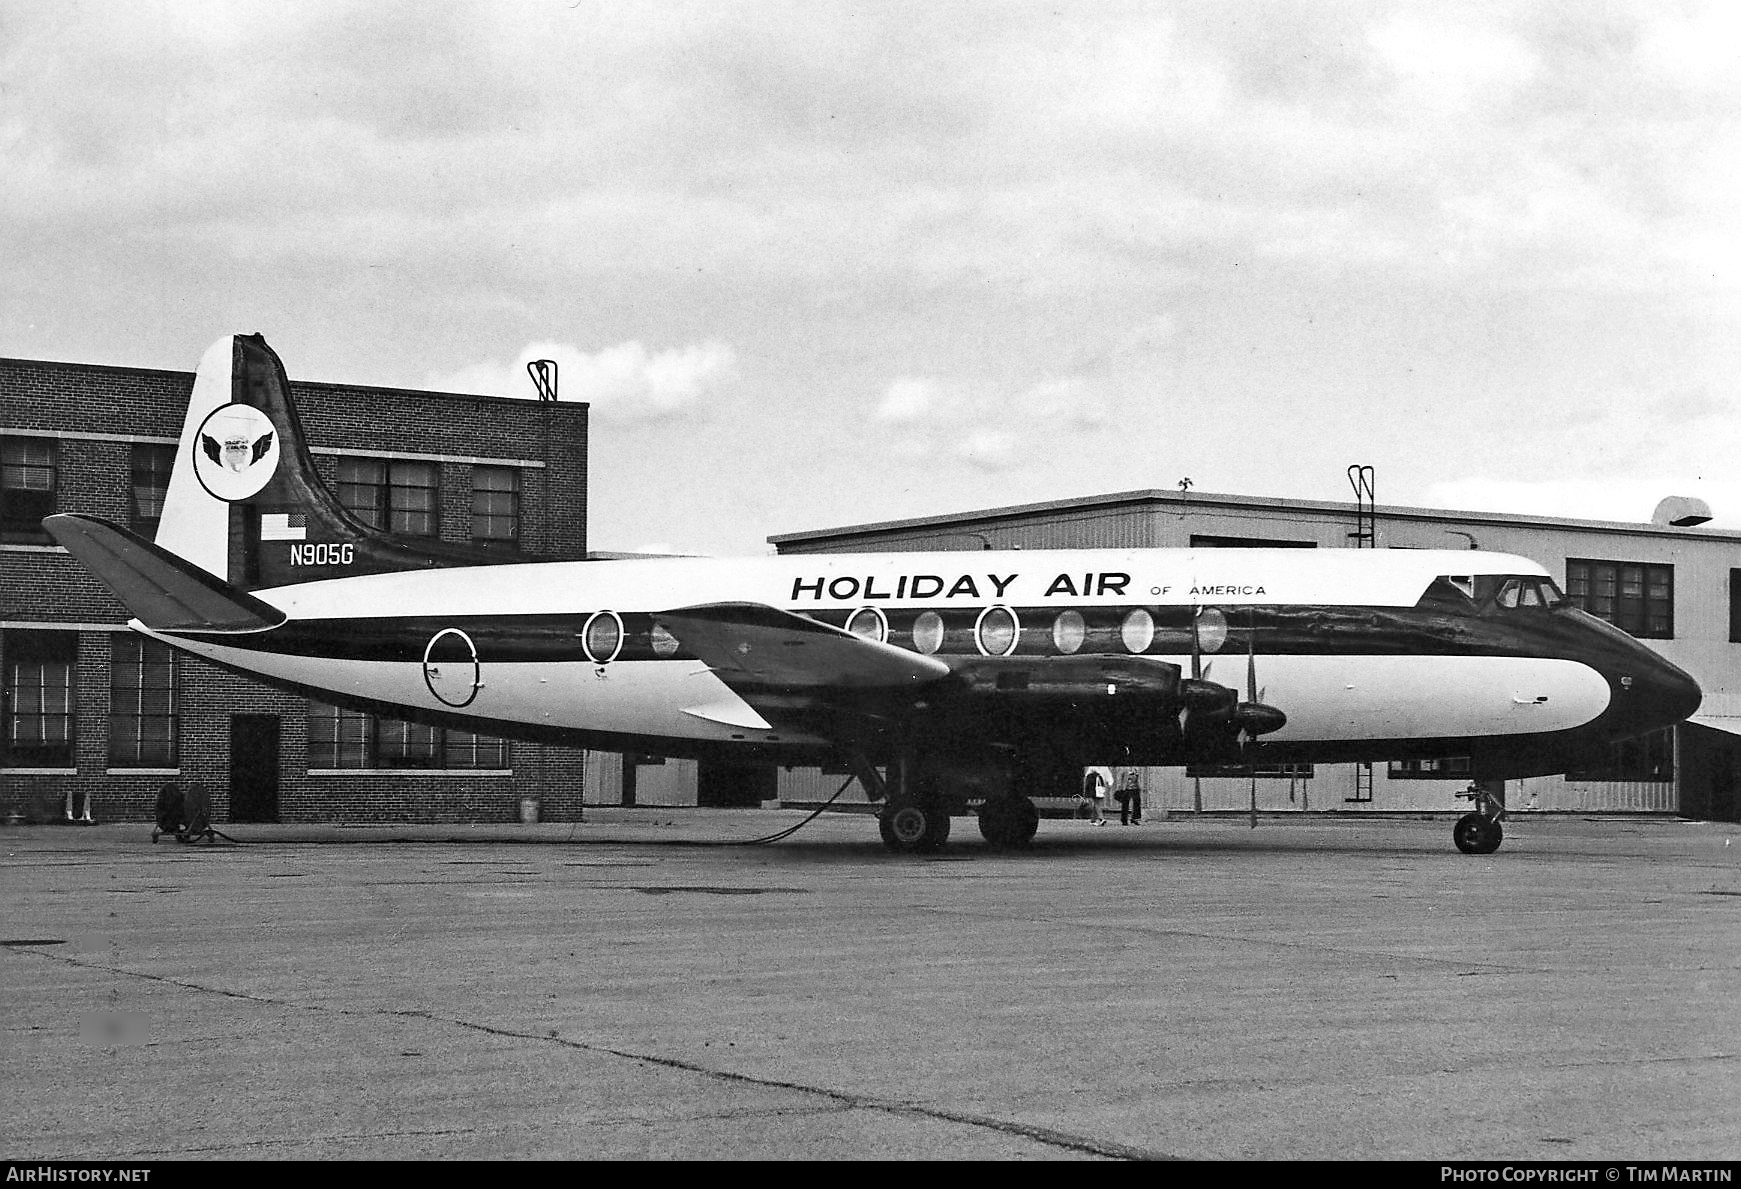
[1,353,592,824]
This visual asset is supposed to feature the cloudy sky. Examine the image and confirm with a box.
[4,1,1738,555]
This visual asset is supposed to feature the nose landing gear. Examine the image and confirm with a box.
[1453,782,1506,854]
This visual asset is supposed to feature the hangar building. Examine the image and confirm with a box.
[745,488,1740,823]
[0,351,590,825]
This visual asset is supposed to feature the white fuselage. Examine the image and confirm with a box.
[140,547,1616,754]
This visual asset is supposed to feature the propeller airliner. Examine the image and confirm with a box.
[44,335,1702,854]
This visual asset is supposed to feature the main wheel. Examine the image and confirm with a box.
[978,797,1041,848]
[881,802,948,853]
[977,801,1011,846]
[1453,813,1502,855]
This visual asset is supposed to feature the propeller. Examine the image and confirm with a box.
[1179,607,1236,756]
[1233,608,1286,747]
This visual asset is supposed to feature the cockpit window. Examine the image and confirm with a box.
[1489,576,1562,611]
[1421,573,1564,613]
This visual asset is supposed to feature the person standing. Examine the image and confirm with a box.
[1117,771,1144,825]
[1083,766,1113,825]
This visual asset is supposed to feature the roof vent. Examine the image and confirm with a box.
[1652,496,1712,527]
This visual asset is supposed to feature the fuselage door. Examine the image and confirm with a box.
[424,627,481,707]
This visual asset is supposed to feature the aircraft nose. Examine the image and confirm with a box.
[1617,649,1702,732]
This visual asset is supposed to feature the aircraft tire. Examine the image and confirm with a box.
[976,803,1006,846]
[1453,813,1502,855]
[881,802,947,853]
[1479,818,1503,854]
[978,797,1040,848]
[978,800,1015,847]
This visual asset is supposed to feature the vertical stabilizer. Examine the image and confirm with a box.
[153,334,517,590]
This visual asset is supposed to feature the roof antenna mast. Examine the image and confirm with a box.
[527,359,558,402]
[1347,464,1375,549]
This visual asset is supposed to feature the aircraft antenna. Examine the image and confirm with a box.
[1346,464,1375,548]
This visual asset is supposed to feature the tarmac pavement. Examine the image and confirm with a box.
[2,810,1738,1161]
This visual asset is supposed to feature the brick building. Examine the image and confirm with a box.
[0,352,591,825]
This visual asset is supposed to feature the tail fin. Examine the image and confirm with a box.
[155,334,514,590]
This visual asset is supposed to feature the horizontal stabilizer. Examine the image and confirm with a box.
[656,602,951,691]
[42,514,286,633]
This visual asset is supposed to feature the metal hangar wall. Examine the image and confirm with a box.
[761,488,1741,823]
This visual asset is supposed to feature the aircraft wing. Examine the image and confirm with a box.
[656,602,951,693]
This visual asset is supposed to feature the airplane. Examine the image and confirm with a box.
[44,335,1703,856]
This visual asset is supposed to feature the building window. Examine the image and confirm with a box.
[1388,756,1472,780]
[443,729,509,770]
[336,457,440,536]
[471,466,520,547]
[378,718,440,767]
[389,461,439,536]
[1566,727,1675,782]
[336,457,387,529]
[109,636,177,768]
[4,630,76,767]
[1190,535,1317,549]
[307,704,508,770]
[308,703,371,769]
[1,437,57,543]
[1565,559,1672,638]
[130,443,175,540]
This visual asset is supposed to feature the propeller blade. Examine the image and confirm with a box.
[1241,609,1258,747]
[1246,609,1258,703]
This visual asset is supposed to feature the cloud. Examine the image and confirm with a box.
[1015,377,1109,433]
[426,339,737,423]
[1366,14,1539,112]
[870,370,1111,472]
[875,376,946,424]
[952,429,1020,473]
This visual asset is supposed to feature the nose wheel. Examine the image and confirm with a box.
[1453,782,1506,854]
[1452,812,1503,854]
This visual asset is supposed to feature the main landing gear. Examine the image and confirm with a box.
[854,752,1041,853]
[1453,781,1505,855]
[976,796,1040,849]
[852,753,955,854]
[878,800,951,852]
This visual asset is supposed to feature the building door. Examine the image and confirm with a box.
[229,714,280,823]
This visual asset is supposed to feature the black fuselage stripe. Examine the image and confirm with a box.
[171,604,1621,666]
